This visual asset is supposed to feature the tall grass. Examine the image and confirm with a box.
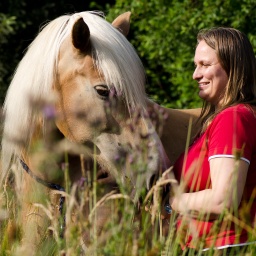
[0,103,255,256]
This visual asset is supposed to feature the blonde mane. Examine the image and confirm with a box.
[1,11,146,181]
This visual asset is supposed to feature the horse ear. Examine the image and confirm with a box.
[72,17,91,52]
[112,12,131,37]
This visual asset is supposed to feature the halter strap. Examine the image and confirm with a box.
[19,159,66,237]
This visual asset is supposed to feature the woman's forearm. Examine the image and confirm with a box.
[171,189,230,217]
[170,158,248,218]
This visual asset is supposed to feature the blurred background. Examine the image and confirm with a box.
[1,0,255,108]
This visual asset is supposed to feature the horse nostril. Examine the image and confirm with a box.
[149,174,158,188]
[97,171,109,180]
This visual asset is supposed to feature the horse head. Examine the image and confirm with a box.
[1,12,170,201]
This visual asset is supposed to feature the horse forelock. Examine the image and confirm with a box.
[1,11,147,180]
[74,12,147,113]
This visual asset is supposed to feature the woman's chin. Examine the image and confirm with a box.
[198,91,207,100]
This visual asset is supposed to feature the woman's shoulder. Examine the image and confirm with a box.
[219,104,256,118]
[209,104,256,130]
[204,104,256,133]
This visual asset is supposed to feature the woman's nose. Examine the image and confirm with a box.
[192,66,202,80]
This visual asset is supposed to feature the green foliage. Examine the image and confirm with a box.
[0,0,256,107]
[107,0,256,108]
[0,14,16,44]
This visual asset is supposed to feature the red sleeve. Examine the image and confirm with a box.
[207,105,256,162]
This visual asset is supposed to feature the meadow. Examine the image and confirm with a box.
[0,112,255,256]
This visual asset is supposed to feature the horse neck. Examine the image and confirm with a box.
[147,100,201,164]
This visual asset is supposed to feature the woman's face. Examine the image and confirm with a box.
[193,40,228,107]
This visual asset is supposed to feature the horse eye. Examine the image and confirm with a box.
[94,85,110,98]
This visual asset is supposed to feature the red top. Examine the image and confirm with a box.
[173,104,256,248]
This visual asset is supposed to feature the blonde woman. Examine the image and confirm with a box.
[166,27,256,255]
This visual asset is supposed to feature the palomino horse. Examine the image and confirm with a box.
[1,11,200,252]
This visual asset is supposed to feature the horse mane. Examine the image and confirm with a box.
[1,11,146,181]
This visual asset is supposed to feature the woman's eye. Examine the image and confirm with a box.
[94,85,110,98]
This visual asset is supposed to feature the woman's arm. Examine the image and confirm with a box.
[170,157,249,217]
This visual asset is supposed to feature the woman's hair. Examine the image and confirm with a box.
[196,27,256,132]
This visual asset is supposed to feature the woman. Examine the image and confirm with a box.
[166,27,256,255]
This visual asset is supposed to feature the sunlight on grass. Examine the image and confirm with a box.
[0,107,255,256]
